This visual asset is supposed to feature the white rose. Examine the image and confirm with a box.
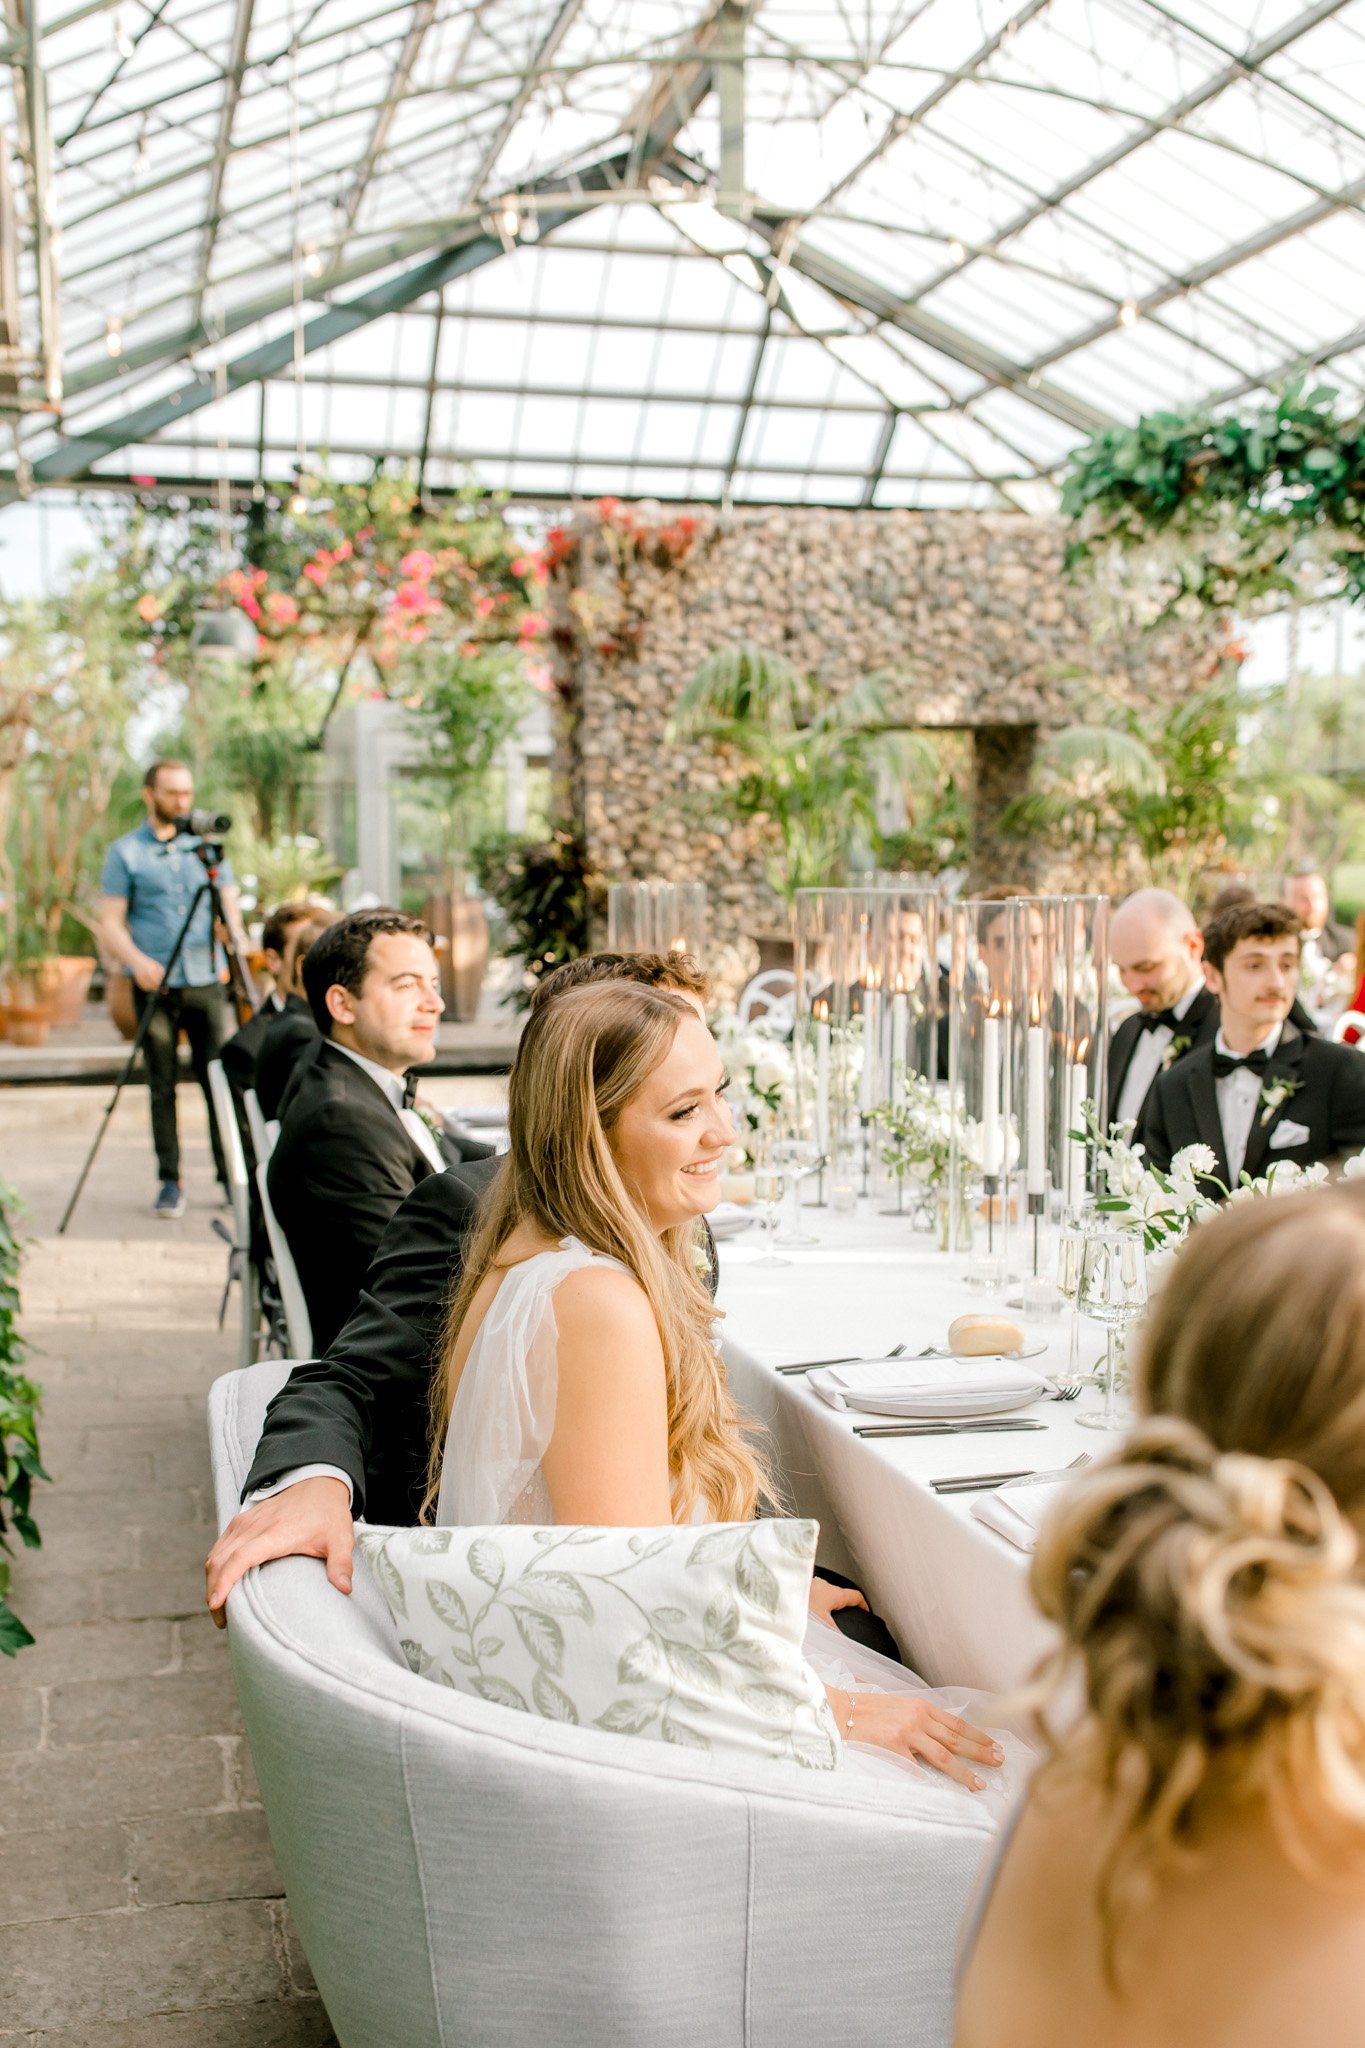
[1170,1143,1218,1180]
[1343,1151,1365,1181]
[752,1055,788,1094]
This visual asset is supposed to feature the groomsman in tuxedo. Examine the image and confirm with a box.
[220,902,318,1095]
[266,910,451,1352]
[1108,889,1217,1129]
[252,910,336,1119]
[1141,900,1365,1194]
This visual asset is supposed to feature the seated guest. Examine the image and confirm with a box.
[1108,888,1215,1127]
[1139,900,1365,1192]
[955,1183,1365,2046]
[220,900,325,1104]
[1337,908,1365,1045]
[1282,867,1354,964]
[266,909,447,1352]
[424,978,1006,1790]
[252,910,336,1120]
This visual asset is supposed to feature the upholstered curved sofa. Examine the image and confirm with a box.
[210,1361,997,2048]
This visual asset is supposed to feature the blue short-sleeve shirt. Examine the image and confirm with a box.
[100,823,235,989]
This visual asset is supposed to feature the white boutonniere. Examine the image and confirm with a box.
[415,1103,445,1141]
[1258,1077,1302,1127]
[1160,1033,1192,1071]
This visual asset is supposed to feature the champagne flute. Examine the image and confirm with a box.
[1055,1214,1091,1388]
[773,1135,822,1247]
[751,1160,790,1267]
[1076,1228,1148,1433]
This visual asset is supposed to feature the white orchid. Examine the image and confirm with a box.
[1343,1150,1365,1181]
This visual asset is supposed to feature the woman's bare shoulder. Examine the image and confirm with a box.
[552,1258,658,1340]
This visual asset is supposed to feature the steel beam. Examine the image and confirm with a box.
[327,0,439,273]
[906,0,1351,313]
[459,0,588,205]
[191,0,255,332]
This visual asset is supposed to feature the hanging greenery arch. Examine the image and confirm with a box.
[1060,379,1365,629]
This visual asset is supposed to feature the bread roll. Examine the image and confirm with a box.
[948,1313,1025,1357]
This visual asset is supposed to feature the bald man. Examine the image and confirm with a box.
[1108,889,1217,1129]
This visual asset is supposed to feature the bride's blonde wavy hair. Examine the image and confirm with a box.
[425,980,771,1524]
[1030,1183,1365,1978]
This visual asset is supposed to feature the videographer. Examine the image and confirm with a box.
[99,758,250,1219]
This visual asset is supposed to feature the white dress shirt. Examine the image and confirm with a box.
[1115,976,1205,1127]
[247,1043,443,1509]
[1214,1021,1283,1184]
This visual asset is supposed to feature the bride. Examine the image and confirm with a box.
[429,978,1016,1797]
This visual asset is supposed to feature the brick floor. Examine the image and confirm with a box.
[0,1085,338,2044]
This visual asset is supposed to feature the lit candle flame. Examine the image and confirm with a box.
[813,998,828,1022]
[1076,1035,1090,1063]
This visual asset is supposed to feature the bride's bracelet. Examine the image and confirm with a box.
[842,1691,857,1739]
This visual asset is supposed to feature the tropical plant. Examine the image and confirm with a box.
[472,829,601,1007]
[0,1182,45,1655]
[1003,674,1258,898]
[667,643,928,905]
[1061,379,1365,629]
[405,645,532,890]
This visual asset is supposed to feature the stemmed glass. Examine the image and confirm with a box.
[1075,1228,1148,1432]
[773,1134,822,1246]
[750,1155,789,1267]
[1054,1210,1094,1390]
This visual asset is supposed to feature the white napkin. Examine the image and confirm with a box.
[708,1202,755,1240]
[970,1476,1067,1552]
[807,1355,1049,1419]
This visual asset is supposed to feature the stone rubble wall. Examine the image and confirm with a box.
[542,504,1213,995]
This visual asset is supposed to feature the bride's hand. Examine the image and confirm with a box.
[829,1688,1004,1792]
[808,1576,870,1629]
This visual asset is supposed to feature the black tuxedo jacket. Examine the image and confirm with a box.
[253,995,320,1120]
[242,1161,722,1524]
[1109,988,1219,1128]
[220,995,281,1097]
[266,1039,438,1353]
[1140,1022,1365,1194]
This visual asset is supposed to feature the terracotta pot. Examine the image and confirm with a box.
[107,974,138,1041]
[44,955,97,1030]
[421,891,490,1025]
[7,1004,51,1048]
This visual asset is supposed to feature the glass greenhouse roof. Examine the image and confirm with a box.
[2,0,1364,508]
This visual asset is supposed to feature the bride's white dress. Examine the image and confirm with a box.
[436,1237,1032,1813]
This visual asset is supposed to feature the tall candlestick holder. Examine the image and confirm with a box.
[795,885,940,1211]
[606,880,708,961]
[946,900,1018,1265]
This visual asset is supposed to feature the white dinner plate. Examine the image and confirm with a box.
[808,1356,1051,1418]
[708,1203,755,1240]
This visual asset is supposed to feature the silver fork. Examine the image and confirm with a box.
[1049,1382,1082,1402]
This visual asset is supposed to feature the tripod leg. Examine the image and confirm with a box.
[57,883,210,1236]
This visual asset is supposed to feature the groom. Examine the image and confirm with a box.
[1139,899,1365,1195]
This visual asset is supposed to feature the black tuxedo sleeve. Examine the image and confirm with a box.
[242,1162,496,1515]
[1136,1070,1176,1174]
[254,1014,319,1121]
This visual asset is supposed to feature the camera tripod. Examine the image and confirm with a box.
[58,837,258,1235]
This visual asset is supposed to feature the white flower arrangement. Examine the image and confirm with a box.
[1093,1109,1339,1252]
[711,1011,795,1158]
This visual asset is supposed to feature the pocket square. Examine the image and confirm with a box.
[1269,1119,1310,1150]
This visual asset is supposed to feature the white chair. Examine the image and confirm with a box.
[1331,1010,1365,1045]
[209,1359,995,2048]
[736,968,796,1027]
[244,1087,278,1162]
[206,1060,260,1371]
[255,1163,313,1359]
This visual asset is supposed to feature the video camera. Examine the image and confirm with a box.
[172,808,233,839]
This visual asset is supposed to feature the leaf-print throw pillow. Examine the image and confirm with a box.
[355,1519,842,1773]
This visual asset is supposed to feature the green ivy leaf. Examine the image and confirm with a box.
[513,1604,565,1673]
[736,1547,780,1616]
[517,1572,593,1619]
[467,1537,505,1589]
[425,1578,469,1633]
[531,1670,579,1723]
[471,1674,529,1712]
[595,1698,659,1734]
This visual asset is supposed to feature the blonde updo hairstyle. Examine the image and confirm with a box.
[426,980,769,1524]
[1030,1184,1365,1969]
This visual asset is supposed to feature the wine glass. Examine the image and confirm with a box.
[1054,1211,1094,1390]
[750,1158,790,1267]
[1075,1228,1148,1433]
[773,1135,822,1246]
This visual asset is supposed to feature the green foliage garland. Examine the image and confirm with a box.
[0,1184,45,1655]
[1061,380,1365,626]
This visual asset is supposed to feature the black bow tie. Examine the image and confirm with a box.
[402,1072,419,1109]
[1213,1047,1270,1080]
[1138,1007,1183,1034]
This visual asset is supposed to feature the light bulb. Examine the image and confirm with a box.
[947,238,966,265]
[301,241,323,278]
[105,318,123,358]
[1118,299,1139,327]
[288,491,308,516]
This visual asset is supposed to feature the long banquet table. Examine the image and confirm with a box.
[717,1206,1123,1694]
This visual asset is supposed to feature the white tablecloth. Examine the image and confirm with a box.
[717,1207,1123,1692]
